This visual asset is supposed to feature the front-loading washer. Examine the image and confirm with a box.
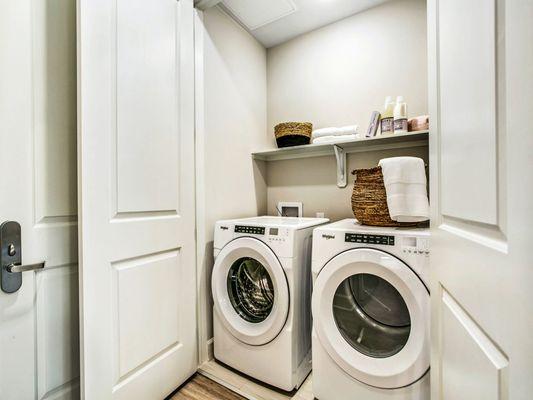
[212,216,329,391]
[311,219,430,400]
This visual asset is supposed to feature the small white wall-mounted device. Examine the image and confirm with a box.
[277,202,303,217]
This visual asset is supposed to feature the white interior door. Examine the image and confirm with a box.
[0,1,79,399]
[77,0,197,399]
[428,0,533,398]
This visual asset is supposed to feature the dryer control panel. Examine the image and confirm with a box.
[345,233,395,246]
[233,225,290,246]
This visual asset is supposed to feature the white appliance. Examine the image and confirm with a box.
[311,219,430,400]
[212,216,329,391]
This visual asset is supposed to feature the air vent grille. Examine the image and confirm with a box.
[221,0,297,31]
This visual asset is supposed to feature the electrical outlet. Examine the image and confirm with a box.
[316,212,325,218]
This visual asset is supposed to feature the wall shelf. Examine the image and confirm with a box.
[252,130,429,188]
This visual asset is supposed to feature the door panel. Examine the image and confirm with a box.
[0,0,79,399]
[36,266,80,400]
[440,290,508,400]
[438,0,497,225]
[428,0,533,398]
[114,251,181,378]
[78,0,197,399]
[116,0,179,213]
[33,0,78,224]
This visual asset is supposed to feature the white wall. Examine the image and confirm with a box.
[197,6,269,355]
[266,0,428,220]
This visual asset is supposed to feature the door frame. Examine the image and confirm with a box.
[193,7,212,365]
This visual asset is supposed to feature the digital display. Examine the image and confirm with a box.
[235,225,265,235]
[345,233,395,246]
[269,228,279,236]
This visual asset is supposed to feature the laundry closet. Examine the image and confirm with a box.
[0,0,531,400]
[195,0,532,399]
[195,1,430,398]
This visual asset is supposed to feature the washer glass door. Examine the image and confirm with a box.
[333,273,410,358]
[227,257,275,323]
[212,237,290,346]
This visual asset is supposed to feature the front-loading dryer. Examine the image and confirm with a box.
[311,219,430,400]
[212,216,329,391]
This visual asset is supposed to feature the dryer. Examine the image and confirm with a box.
[212,216,329,391]
[311,219,430,400]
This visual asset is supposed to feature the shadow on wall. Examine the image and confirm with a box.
[253,159,268,215]
[202,240,215,340]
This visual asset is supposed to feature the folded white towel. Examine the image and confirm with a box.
[312,134,360,144]
[312,125,358,139]
[379,157,427,184]
[378,157,429,222]
[337,125,358,135]
[312,127,339,138]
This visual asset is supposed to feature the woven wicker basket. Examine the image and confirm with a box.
[351,167,418,227]
[274,122,312,148]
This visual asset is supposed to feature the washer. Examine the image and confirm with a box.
[212,216,329,391]
[311,219,430,400]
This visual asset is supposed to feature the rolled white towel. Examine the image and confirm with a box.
[378,157,429,222]
[312,124,358,139]
[312,134,360,144]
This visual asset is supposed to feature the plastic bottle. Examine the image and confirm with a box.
[393,96,408,134]
[380,96,395,135]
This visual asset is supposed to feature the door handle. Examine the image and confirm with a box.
[1,221,46,293]
[5,261,45,273]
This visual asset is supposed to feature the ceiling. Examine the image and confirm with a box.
[217,0,392,48]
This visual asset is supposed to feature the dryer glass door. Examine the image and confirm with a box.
[333,273,410,358]
[228,257,274,323]
[312,248,430,389]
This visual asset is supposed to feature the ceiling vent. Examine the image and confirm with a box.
[221,0,297,31]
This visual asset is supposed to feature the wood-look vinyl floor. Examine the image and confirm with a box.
[170,374,246,400]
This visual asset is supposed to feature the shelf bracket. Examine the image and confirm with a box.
[333,145,347,188]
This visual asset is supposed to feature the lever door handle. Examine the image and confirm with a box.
[5,261,45,273]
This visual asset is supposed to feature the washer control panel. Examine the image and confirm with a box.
[234,225,265,235]
[345,233,395,246]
